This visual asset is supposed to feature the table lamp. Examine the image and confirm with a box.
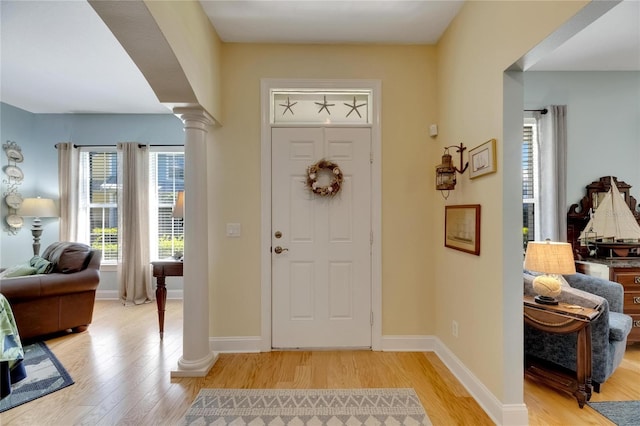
[172,191,184,219]
[18,197,58,256]
[524,240,576,305]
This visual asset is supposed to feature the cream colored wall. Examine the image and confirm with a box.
[132,0,598,410]
[210,44,439,337]
[144,0,222,121]
[435,0,588,401]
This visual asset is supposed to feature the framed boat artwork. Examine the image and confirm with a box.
[469,139,496,179]
[445,204,481,255]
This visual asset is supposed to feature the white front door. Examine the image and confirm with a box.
[271,127,372,348]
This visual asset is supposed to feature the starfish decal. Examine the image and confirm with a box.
[315,95,335,115]
[344,96,367,118]
[279,97,297,116]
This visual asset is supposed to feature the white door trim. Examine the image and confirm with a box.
[260,78,382,351]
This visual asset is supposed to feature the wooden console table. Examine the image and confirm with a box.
[151,260,183,339]
[523,296,600,408]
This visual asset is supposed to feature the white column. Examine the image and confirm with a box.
[171,107,217,377]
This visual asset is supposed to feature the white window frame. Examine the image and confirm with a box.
[79,147,119,265]
[149,147,185,261]
[523,116,540,241]
[78,146,185,266]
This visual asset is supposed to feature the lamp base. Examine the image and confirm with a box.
[534,295,559,305]
[31,222,43,257]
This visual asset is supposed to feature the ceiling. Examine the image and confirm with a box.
[1,0,638,115]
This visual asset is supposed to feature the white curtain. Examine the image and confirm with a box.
[117,143,154,305]
[56,142,81,242]
[536,105,568,241]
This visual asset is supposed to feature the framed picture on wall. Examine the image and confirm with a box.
[445,204,481,255]
[469,138,497,179]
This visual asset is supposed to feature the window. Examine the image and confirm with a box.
[150,151,185,259]
[80,150,119,262]
[79,148,184,264]
[271,90,372,124]
[522,118,539,246]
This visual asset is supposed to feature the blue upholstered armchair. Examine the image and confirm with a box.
[523,272,632,392]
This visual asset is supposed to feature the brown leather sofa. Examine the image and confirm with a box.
[0,242,101,341]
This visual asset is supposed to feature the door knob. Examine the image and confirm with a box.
[274,246,289,254]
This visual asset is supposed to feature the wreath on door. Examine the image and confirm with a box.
[306,159,343,196]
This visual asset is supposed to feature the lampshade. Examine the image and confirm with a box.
[18,197,58,218]
[524,241,576,275]
[172,191,184,218]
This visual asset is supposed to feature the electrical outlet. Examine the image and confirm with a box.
[452,320,459,338]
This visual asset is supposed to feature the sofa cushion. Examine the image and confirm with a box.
[609,311,633,342]
[0,264,37,278]
[29,256,54,274]
[42,242,92,273]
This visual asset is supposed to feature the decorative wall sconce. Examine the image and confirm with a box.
[435,143,468,199]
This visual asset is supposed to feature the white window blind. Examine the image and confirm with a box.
[522,119,539,244]
[150,151,184,259]
[80,150,118,263]
[78,148,184,264]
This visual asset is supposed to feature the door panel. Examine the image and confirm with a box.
[272,127,372,348]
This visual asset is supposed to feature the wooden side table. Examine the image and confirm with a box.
[523,296,600,408]
[151,260,183,339]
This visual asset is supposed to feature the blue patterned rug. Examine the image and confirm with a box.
[181,388,432,425]
[588,401,640,426]
[0,341,74,412]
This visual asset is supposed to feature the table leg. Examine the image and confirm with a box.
[155,276,167,339]
[575,327,588,408]
[584,324,594,401]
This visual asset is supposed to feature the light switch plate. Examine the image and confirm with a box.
[226,223,241,237]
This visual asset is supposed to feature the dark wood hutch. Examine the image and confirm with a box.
[567,176,640,344]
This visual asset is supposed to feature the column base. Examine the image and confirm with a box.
[171,351,218,378]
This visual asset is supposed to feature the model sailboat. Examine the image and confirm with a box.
[579,177,640,257]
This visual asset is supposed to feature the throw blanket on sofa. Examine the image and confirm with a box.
[0,294,26,399]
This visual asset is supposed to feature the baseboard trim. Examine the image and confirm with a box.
[380,335,438,351]
[106,328,527,424]
[96,290,183,300]
[432,337,529,426]
[376,335,529,425]
[96,290,119,300]
[211,336,262,353]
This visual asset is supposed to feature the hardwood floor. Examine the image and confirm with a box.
[1,300,638,425]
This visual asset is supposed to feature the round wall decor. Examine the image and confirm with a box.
[306,159,343,196]
[5,193,23,209]
[6,214,23,229]
[5,148,23,162]
[3,140,25,234]
[4,165,24,181]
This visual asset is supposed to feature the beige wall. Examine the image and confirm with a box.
[435,0,588,401]
[144,0,222,121]
[131,0,601,412]
[210,44,439,337]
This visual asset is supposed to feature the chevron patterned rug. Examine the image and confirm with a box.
[180,388,432,425]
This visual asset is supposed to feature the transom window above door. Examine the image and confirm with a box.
[271,90,372,125]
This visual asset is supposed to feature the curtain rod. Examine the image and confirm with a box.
[524,108,548,114]
[54,144,184,149]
